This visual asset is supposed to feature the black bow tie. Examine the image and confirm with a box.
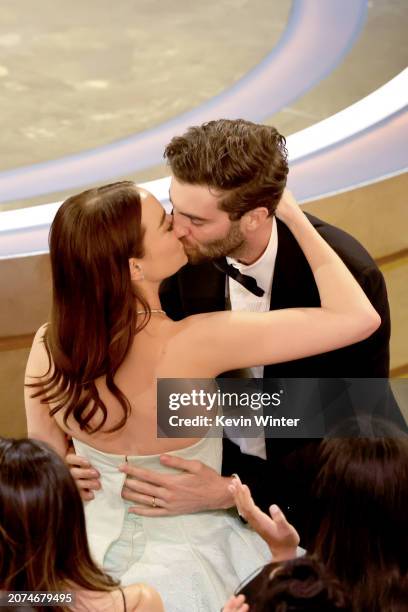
[213,259,265,297]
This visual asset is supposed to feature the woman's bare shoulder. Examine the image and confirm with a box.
[30,322,49,352]
[123,584,164,612]
[162,312,239,376]
[31,322,49,342]
[25,323,50,378]
[172,311,229,331]
[170,311,252,343]
[166,312,224,351]
[72,585,162,612]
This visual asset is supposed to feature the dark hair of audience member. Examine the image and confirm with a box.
[164,118,288,220]
[239,555,351,611]
[308,418,408,611]
[0,437,118,608]
[27,181,150,433]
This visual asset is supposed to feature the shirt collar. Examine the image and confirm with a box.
[226,217,278,295]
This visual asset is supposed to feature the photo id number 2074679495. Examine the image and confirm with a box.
[0,591,75,607]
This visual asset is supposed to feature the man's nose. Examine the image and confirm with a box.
[172,214,190,239]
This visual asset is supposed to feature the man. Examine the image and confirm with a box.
[70,119,401,544]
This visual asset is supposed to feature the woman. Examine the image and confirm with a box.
[230,420,408,611]
[0,437,163,612]
[25,181,379,611]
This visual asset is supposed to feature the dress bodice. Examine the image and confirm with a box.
[73,434,222,475]
[72,436,223,566]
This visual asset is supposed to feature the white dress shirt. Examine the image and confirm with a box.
[225,218,278,459]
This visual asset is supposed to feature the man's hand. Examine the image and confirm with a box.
[66,452,101,501]
[229,475,299,561]
[120,454,234,516]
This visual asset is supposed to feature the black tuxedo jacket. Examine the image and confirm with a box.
[160,214,404,544]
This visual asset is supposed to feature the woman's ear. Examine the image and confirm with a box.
[129,258,144,281]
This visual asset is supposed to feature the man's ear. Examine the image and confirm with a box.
[241,207,270,231]
[129,258,144,281]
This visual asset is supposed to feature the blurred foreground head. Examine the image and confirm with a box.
[309,419,408,611]
[0,437,117,595]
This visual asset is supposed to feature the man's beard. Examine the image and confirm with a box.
[181,221,246,264]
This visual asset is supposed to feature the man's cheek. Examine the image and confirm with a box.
[195,231,213,245]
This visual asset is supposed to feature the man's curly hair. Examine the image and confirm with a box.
[164,119,288,220]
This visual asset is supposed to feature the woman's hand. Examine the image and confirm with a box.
[222,594,249,612]
[229,476,299,561]
[274,188,302,225]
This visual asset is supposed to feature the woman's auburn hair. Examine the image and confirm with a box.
[0,437,117,602]
[28,181,151,433]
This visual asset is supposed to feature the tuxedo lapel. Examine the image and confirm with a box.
[271,218,319,311]
[265,218,321,461]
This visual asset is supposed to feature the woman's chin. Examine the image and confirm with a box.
[178,250,189,267]
[179,256,189,270]
[167,253,188,277]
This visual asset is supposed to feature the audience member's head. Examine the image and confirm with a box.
[308,418,408,611]
[0,437,117,596]
[241,556,351,611]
